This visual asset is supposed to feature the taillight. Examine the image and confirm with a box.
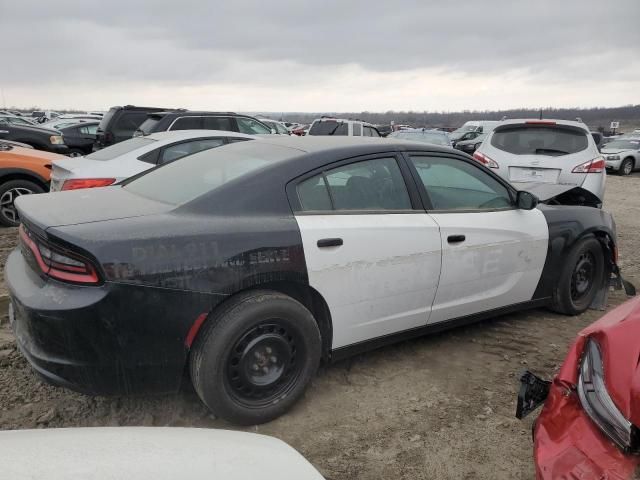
[19,225,99,284]
[61,178,116,191]
[572,157,605,173]
[472,151,499,168]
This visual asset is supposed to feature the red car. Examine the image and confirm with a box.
[518,293,640,479]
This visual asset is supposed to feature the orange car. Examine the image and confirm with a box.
[0,143,63,227]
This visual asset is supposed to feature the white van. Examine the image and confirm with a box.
[450,120,500,143]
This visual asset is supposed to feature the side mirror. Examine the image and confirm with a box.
[516,191,538,210]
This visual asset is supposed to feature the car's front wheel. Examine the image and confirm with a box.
[190,290,322,425]
[0,180,44,227]
[550,235,605,315]
[619,157,634,176]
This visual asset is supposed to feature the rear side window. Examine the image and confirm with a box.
[309,121,348,136]
[79,125,98,135]
[85,137,156,161]
[114,112,149,134]
[138,116,164,135]
[171,117,203,130]
[158,138,226,165]
[203,116,234,131]
[297,157,411,211]
[491,125,589,156]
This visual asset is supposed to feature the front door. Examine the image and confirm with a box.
[293,155,442,349]
[408,154,549,324]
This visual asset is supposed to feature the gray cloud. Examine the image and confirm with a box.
[1,0,639,109]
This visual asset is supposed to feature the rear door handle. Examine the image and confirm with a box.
[447,234,466,244]
[317,238,343,248]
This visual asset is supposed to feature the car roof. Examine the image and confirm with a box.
[150,110,240,117]
[145,130,256,142]
[312,118,375,127]
[247,135,453,155]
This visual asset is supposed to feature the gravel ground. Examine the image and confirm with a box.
[0,174,639,479]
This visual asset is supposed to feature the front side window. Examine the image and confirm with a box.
[236,117,271,134]
[297,157,411,211]
[352,123,362,136]
[158,138,225,164]
[171,116,203,130]
[411,156,512,210]
[203,116,234,131]
[79,125,98,135]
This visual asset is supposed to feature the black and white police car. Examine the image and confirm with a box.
[7,136,631,425]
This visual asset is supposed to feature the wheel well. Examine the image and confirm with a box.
[0,173,48,192]
[194,282,333,364]
[623,156,635,166]
[592,230,617,266]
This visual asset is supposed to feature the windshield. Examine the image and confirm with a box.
[309,120,348,136]
[85,137,156,160]
[124,140,299,205]
[491,125,588,156]
[390,131,450,146]
[604,139,640,150]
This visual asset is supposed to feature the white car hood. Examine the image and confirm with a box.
[0,427,325,480]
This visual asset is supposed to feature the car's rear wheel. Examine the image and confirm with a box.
[0,180,44,227]
[619,157,634,176]
[550,235,604,315]
[190,290,322,425]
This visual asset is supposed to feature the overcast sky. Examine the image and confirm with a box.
[1,1,639,112]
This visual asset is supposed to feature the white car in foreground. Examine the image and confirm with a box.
[0,428,324,480]
[50,130,254,191]
[473,119,605,203]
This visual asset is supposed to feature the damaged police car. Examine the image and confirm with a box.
[6,136,631,425]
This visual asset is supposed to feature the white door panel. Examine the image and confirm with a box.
[428,209,548,323]
[296,214,442,349]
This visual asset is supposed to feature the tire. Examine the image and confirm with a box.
[619,157,634,176]
[67,149,85,157]
[0,180,44,227]
[190,290,322,425]
[550,235,604,315]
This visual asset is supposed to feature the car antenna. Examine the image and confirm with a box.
[539,109,543,120]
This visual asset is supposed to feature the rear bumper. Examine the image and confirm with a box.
[533,381,639,479]
[5,248,225,395]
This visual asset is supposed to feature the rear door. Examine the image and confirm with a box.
[407,153,548,323]
[291,155,442,349]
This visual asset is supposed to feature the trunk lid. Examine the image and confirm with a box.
[15,186,173,230]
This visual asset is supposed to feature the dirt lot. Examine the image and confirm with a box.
[0,175,639,479]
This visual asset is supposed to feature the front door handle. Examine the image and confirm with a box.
[0,130,9,134]
[317,238,343,248]
[447,234,466,244]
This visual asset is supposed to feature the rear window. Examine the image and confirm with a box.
[391,131,449,146]
[309,120,348,136]
[491,125,589,156]
[138,115,164,135]
[85,137,156,161]
[97,108,117,131]
[124,141,299,205]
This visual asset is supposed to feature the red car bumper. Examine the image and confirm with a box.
[534,379,639,479]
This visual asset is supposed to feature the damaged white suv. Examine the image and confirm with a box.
[473,119,605,205]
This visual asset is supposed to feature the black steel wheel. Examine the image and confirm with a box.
[226,322,304,408]
[190,290,321,425]
[551,235,605,315]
